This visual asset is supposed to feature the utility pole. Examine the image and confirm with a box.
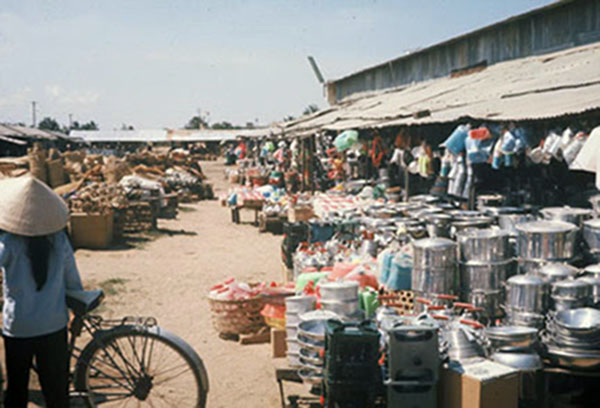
[31,101,37,128]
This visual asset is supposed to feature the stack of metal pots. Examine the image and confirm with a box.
[457,229,516,319]
[296,310,340,384]
[540,206,593,227]
[504,274,549,329]
[448,210,493,239]
[318,280,361,320]
[583,219,600,263]
[515,220,579,274]
[412,238,457,311]
[285,295,316,368]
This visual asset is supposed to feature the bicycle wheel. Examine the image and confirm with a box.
[74,325,208,407]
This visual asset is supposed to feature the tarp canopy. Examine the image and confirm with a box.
[571,126,600,189]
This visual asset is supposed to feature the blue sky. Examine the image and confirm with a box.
[0,0,552,129]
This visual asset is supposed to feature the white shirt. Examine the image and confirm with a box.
[0,230,83,338]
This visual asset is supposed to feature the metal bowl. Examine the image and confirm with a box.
[491,351,543,371]
[297,333,325,352]
[554,308,600,333]
[485,326,538,350]
[545,345,600,371]
[298,319,330,341]
[298,368,323,385]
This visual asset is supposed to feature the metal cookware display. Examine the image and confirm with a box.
[536,263,579,283]
[505,274,549,314]
[450,216,494,238]
[424,213,453,238]
[516,221,578,261]
[540,206,593,227]
[583,263,600,278]
[505,310,545,329]
[464,289,504,319]
[457,229,511,263]
[412,266,457,294]
[490,351,543,371]
[590,194,600,217]
[319,299,359,316]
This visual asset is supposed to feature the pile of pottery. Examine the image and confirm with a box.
[544,308,600,371]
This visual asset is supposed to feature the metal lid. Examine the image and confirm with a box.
[584,218,600,229]
[483,206,527,216]
[449,210,484,220]
[578,276,600,286]
[541,206,593,217]
[412,237,456,250]
[507,274,546,286]
[485,326,538,339]
[515,220,578,234]
[456,228,508,239]
[539,263,579,280]
[584,264,600,277]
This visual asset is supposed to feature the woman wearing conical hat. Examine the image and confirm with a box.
[0,176,83,408]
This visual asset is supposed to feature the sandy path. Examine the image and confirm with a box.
[75,161,290,407]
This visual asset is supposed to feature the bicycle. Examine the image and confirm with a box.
[64,289,209,407]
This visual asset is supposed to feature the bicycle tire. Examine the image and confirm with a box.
[74,325,208,407]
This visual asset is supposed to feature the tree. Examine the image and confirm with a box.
[283,115,295,122]
[38,117,61,131]
[80,121,98,130]
[211,121,235,130]
[184,115,209,129]
[245,122,255,129]
[302,104,319,116]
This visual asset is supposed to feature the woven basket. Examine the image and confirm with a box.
[208,295,266,335]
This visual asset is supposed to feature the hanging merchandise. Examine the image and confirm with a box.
[334,130,359,152]
[371,134,386,168]
[441,124,471,155]
[465,131,494,164]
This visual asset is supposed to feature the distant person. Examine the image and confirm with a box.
[0,176,84,408]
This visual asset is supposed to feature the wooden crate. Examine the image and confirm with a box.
[69,211,114,249]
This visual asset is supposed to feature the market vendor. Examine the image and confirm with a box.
[0,176,84,408]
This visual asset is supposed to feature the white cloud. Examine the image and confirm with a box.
[44,84,100,106]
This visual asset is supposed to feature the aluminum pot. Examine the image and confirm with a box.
[498,213,537,237]
[516,221,578,261]
[463,289,505,319]
[504,309,546,329]
[540,206,593,227]
[285,295,316,314]
[412,237,457,269]
[457,228,511,263]
[459,259,516,292]
[450,217,494,238]
[412,265,457,294]
[578,276,600,304]
[552,296,589,312]
[424,213,453,238]
[448,209,484,221]
[318,281,359,302]
[485,326,538,351]
[319,299,359,316]
[583,263,600,278]
[505,274,549,314]
[583,219,600,253]
[476,194,505,209]
[551,279,592,300]
[537,262,579,284]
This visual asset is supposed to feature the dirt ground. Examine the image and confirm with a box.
[73,160,302,407]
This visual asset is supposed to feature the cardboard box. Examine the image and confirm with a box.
[271,328,287,358]
[439,359,519,408]
[69,211,114,249]
[288,206,314,223]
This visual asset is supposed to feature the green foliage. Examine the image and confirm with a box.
[303,104,319,116]
[184,115,209,129]
[38,117,61,131]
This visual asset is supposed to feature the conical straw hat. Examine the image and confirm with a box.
[0,176,69,236]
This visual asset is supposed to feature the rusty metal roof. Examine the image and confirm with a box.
[282,41,600,136]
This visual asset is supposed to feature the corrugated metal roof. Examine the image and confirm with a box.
[283,41,600,136]
[71,127,281,143]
